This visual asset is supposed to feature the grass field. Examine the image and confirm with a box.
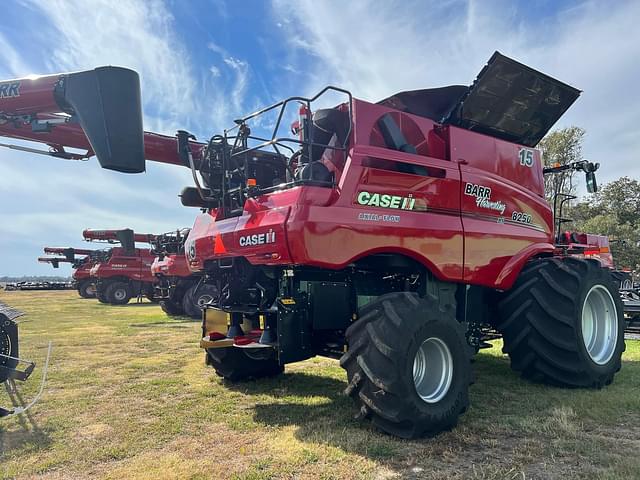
[1,290,639,479]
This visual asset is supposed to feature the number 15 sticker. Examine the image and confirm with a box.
[518,148,534,167]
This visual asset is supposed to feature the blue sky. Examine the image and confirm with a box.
[1,0,639,276]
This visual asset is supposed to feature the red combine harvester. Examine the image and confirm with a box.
[150,229,218,318]
[0,54,627,437]
[39,246,102,298]
[82,229,159,305]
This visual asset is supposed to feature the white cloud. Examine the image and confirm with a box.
[272,0,640,184]
[0,32,32,77]
[18,0,197,135]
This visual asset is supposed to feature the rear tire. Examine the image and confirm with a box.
[160,299,184,316]
[206,347,283,381]
[182,284,200,318]
[96,284,110,304]
[497,257,625,388]
[184,283,218,319]
[611,270,633,290]
[77,280,96,299]
[340,288,471,439]
[105,281,132,305]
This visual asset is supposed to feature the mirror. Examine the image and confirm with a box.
[586,171,598,193]
[179,187,218,208]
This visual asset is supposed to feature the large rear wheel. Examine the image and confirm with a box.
[497,257,625,388]
[340,287,471,439]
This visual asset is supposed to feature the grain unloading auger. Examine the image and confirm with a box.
[0,66,203,170]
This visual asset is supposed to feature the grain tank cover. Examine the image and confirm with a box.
[379,52,580,147]
[443,52,581,146]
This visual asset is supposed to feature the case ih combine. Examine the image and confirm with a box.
[0,53,627,436]
[39,246,101,298]
[82,229,159,305]
[150,229,217,318]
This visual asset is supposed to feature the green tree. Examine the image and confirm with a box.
[539,126,585,203]
[571,177,640,269]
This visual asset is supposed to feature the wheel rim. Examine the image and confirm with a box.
[581,285,618,365]
[412,337,453,403]
[114,289,127,301]
[196,294,214,308]
[85,284,96,296]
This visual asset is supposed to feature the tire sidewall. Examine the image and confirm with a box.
[574,263,625,377]
[108,282,132,305]
[402,313,470,421]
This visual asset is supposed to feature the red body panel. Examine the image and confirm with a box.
[72,262,93,281]
[89,247,156,283]
[186,98,555,290]
[151,253,192,277]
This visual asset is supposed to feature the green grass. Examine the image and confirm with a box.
[1,290,639,479]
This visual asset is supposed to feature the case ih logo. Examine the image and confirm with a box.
[0,81,20,98]
[239,230,276,247]
[356,191,416,210]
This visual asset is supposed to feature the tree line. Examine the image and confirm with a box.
[539,127,639,270]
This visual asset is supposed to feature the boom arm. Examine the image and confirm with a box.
[0,68,204,169]
[43,247,95,257]
[38,256,74,268]
[83,228,158,244]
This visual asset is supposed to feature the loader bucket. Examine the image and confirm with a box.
[58,67,145,173]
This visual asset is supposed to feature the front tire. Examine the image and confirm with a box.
[340,288,471,439]
[77,280,96,299]
[105,281,132,305]
[497,257,625,388]
[160,299,184,316]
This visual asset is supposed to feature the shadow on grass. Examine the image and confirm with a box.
[0,386,52,459]
[221,348,640,464]
[128,320,197,328]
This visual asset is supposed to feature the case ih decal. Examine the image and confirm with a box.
[0,81,20,98]
[356,191,416,210]
[239,230,276,247]
[464,183,506,214]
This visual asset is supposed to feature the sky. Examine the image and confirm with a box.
[0,0,639,276]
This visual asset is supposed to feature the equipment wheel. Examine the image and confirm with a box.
[340,287,471,438]
[105,281,133,305]
[497,257,625,388]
